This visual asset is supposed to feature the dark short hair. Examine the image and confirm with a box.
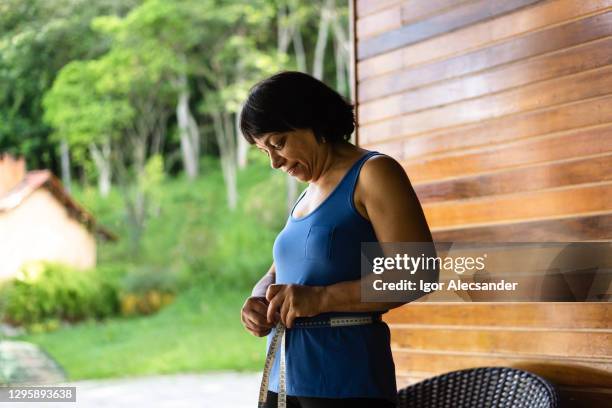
[239,71,355,144]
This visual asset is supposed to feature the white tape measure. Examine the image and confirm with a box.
[257,315,380,408]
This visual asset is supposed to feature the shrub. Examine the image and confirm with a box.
[0,262,125,329]
[120,264,182,295]
[118,265,181,316]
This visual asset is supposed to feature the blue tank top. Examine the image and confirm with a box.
[266,150,397,403]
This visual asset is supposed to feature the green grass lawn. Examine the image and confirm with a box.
[17,284,266,380]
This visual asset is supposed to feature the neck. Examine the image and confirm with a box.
[310,141,360,187]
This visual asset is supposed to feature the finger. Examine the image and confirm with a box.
[242,299,274,333]
[245,317,273,333]
[245,313,273,330]
[244,313,273,333]
[286,310,296,329]
[254,327,272,337]
[252,296,269,305]
[266,284,284,302]
[280,298,290,327]
[250,299,270,317]
[259,310,280,327]
[244,298,274,326]
[267,289,287,324]
[251,329,271,337]
[255,296,270,306]
[267,296,282,324]
[252,315,274,328]
[241,307,252,327]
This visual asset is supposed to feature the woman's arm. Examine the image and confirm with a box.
[241,263,277,337]
[251,262,276,298]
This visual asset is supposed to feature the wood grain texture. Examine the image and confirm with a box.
[359,36,612,124]
[357,0,612,80]
[393,350,612,387]
[390,327,611,358]
[423,182,612,228]
[401,126,612,183]
[383,303,612,328]
[357,0,468,40]
[356,0,401,18]
[358,12,612,101]
[430,213,612,241]
[360,65,612,145]
[358,0,542,59]
[356,2,401,39]
[364,96,612,159]
[355,0,612,399]
[412,154,612,203]
[557,387,612,408]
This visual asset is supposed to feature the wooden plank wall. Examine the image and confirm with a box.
[352,1,612,406]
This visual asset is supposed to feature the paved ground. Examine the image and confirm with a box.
[0,372,262,408]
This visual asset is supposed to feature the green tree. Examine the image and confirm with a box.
[110,0,285,208]
[43,60,133,196]
[0,0,140,177]
[44,10,175,251]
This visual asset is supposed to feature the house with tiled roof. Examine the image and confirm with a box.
[0,154,116,281]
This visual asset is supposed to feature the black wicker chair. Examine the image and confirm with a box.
[397,367,559,408]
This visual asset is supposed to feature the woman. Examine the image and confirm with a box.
[239,71,434,408]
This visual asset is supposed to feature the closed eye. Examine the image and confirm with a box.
[272,137,285,150]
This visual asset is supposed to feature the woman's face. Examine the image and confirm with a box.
[254,129,324,182]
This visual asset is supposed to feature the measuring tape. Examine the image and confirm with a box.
[257,315,381,408]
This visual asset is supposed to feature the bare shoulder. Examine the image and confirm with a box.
[357,153,432,242]
[354,154,413,219]
[360,154,410,191]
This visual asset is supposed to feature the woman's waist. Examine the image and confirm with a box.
[289,311,384,328]
[268,318,392,351]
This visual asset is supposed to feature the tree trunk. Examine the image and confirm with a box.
[312,0,334,80]
[177,74,200,180]
[132,135,148,248]
[223,112,238,209]
[126,185,146,252]
[119,130,148,255]
[236,108,249,169]
[212,110,238,210]
[221,152,237,210]
[333,34,347,96]
[277,1,293,54]
[89,140,112,197]
[60,139,71,193]
[330,6,350,97]
[291,20,307,71]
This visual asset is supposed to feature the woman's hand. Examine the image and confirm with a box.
[266,284,326,329]
[241,296,276,337]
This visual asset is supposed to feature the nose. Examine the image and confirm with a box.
[269,151,283,169]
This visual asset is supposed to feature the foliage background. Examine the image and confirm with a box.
[0,0,350,379]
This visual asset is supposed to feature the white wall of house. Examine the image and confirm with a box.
[0,188,96,281]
